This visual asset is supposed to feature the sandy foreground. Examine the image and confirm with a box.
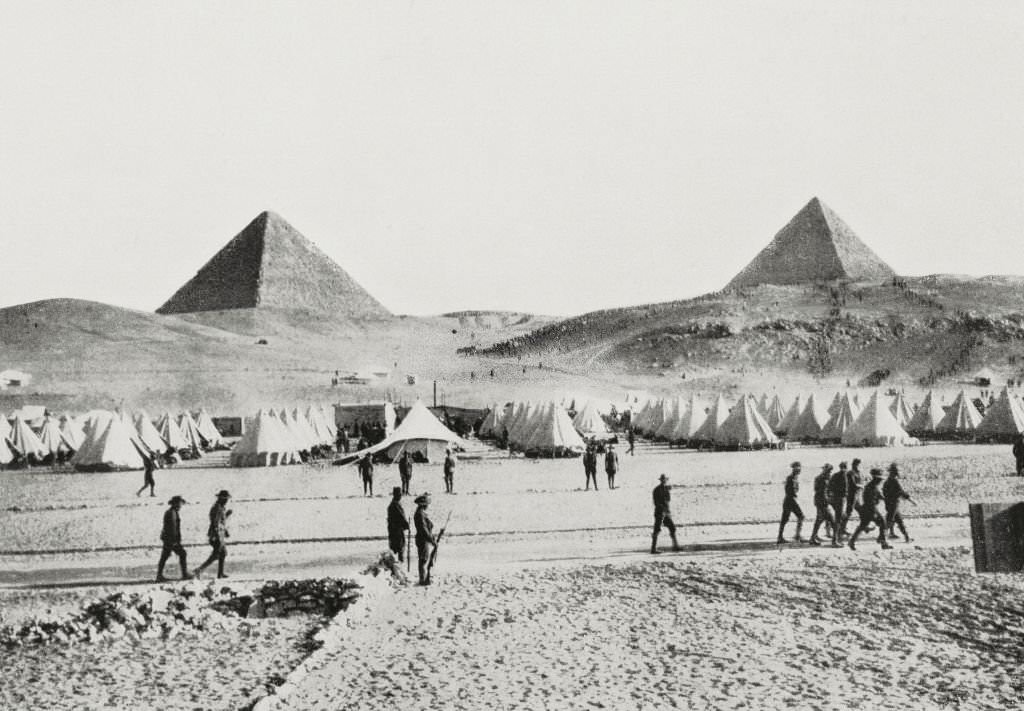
[2,441,1024,710]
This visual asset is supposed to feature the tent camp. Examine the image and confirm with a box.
[714,396,779,449]
[668,394,707,445]
[359,400,468,462]
[821,393,860,442]
[520,402,585,457]
[974,388,1024,442]
[8,415,46,464]
[936,390,983,437]
[776,395,803,436]
[572,400,612,440]
[906,391,945,437]
[72,411,149,471]
[841,391,918,447]
[787,394,830,441]
[692,394,730,444]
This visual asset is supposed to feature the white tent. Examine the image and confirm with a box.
[59,415,84,451]
[692,394,730,443]
[821,393,860,441]
[906,390,945,436]
[668,393,707,444]
[156,412,189,451]
[522,402,585,456]
[764,394,787,433]
[177,411,206,454]
[841,391,918,447]
[975,388,1024,441]
[194,408,224,448]
[37,415,75,461]
[776,395,803,436]
[362,400,468,462]
[72,411,149,471]
[8,415,46,464]
[889,392,915,428]
[572,400,611,439]
[714,396,779,448]
[787,394,830,441]
[936,390,983,436]
[230,409,300,467]
[134,410,169,455]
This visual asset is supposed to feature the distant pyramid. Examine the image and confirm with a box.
[726,198,895,289]
[157,211,390,318]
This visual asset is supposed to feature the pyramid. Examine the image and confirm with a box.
[157,211,391,318]
[726,198,895,289]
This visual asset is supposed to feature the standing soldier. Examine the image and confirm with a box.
[337,426,350,455]
[583,443,599,491]
[883,463,915,543]
[777,462,805,544]
[848,469,892,550]
[828,461,849,546]
[194,489,232,579]
[387,487,409,562]
[359,453,375,497]
[627,428,636,456]
[156,495,191,582]
[605,443,619,489]
[808,464,835,546]
[398,450,413,495]
[443,448,456,494]
[413,493,436,586]
[1013,434,1024,476]
[651,474,680,554]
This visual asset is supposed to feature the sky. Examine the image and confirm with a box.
[1,1,1023,317]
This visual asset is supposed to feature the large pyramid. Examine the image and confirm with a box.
[157,211,391,318]
[726,198,895,289]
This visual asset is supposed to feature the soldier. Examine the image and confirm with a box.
[359,453,374,497]
[136,455,157,498]
[194,489,232,579]
[808,464,836,546]
[627,428,636,456]
[443,448,456,494]
[828,461,849,546]
[583,443,599,491]
[387,487,409,562]
[777,462,805,544]
[1013,434,1024,476]
[156,495,190,582]
[413,493,436,586]
[651,474,680,554]
[844,458,864,531]
[848,469,892,550]
[398,450,413,495]
[605,443,619,489]
[883,463,915,543]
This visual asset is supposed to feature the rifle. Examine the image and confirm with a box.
[426,510,453,578]
[406,530,411,573]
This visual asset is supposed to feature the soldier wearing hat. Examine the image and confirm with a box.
[387,487,410,562]
[156,495,191,582]
[777,462,805,544]
[651,474,680,554]
[883,463,914,543]
[808,464,836,545]
[443,448,456,494]
[413,493,436,585]
[359,453,375,497]
[848,469,891,550]
[398,450,413,495]
[583,442,599,491]
[845,458,864,528]
[194,489,233,579]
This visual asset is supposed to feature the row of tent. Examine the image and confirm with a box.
[477,400,598,456]
[230,404,337,467]
[0,408,228,470]
[631,386,1024,448]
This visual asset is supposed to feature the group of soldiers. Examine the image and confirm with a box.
[356,448,457,497]
[386,488,448,586]
[778,458,915,550]
[581,442,619,490]
[156,489,233,582]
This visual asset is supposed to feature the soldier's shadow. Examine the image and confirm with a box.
[651,540,786,556]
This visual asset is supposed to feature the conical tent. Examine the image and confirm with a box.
[906,391,944,436]
[363,400,469,462]
[37,415,74,460]
[975,388,1024,441]
[134,411,169,456]
[788,394,831,441]
[668,393,707,444]
[304,405,334,446]
[841,390,918,447]
[827,391,843,419]
[72,411,149,471]
[573,400,611,439]
[757,393,770,418]
[177,411,206,454]
[478,403,505,439]
[522,402,585,456]
[777,395,803,436]
[60,415,84,451]
[936,390,983,436]
[821,393,860,441]
[654,397,684,440]
[230,409,300,467]
[194,409,224,448]
[692,394,730,443]
[764,394,787,432]
[715,396,779,448]
[889,393,915,428]
[157,412,189,451]
[8,415,46,463]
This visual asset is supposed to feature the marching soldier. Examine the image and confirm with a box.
[156,495,191,582]
[413,493,436,586]
[808,464,835,546]
[651,474,680,554]
[844,458,864,528]
[194,489,232,579]
[848,469,892,550]
[387,487,409,562]
[777,462,805,544]
[828,461,849,546]
[883,463,915,543]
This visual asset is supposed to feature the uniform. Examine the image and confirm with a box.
[398,452,413,495]
[195,491,232,578]
[848,472,891,550]
[583,447,599,490]
[777,463,804,543]
[156,497,189,581]
[883,468,912,542]
[443,451,456,493]
[387,493,410,561]
[651,477,680,553]
[605,448,619,489]
[413,498,436,585]
[359,455,374,497]
[845,461,863,523]
[809,465,836,545]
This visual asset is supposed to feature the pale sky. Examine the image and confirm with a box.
[1,2,1022,316]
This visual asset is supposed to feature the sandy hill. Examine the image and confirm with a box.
[157,211,390,319]
[726,198,895,290]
